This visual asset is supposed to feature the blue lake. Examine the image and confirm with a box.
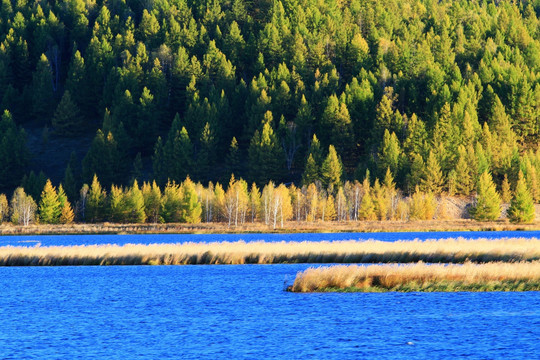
[0,264,538,359]
[1,230,539,247]
[1,231,539,358]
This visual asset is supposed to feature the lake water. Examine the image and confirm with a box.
[1,231,539,358]
[0,264,538,359]
[1,230,539,247]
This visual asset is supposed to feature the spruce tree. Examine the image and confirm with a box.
[470,171,501,221]
[507,171,535,224]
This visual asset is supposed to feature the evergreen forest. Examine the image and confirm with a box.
[0,0,539,224]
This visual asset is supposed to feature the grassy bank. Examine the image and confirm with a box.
[0,237,538,266]
[0,219,540,235]
[288,262,540,292]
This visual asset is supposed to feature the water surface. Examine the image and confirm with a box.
[0,265,538,359]
[1,230,539,247]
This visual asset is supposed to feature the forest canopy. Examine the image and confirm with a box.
[0,0,539,205]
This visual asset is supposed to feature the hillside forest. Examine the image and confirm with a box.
[0,0,539,224]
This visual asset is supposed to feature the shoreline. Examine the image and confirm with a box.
[0,219,540,236]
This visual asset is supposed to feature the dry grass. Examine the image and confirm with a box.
[0,237,538,266]
[289,262,540,292]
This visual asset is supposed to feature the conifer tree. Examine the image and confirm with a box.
[63,157,78,202]
[248,112,285,185]
[125,180,146,223]
[501,174,512,203]
[359,174,376,220]
[454,146,473,196]
[52,90,83,136]
[508,171,535,224]
[38,179,61,224]
[0,110,29,190]
[58,185,74,224]
[470,171,501,221]
[359,190,376,220]
[82,130,121,188]
[142,181,162,223]
[86,175,106,222]
[320,145,343,191]
[420,150,444,194]
[225,137,242,179]
[161,181,182,223]
[180,177,202,223]
[32,54,54,121]
[323,194,337,221]
[379,129,402,178]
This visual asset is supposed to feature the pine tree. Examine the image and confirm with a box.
[38,179,61,224]
[52,90,84,136]
[507,171,535,224]
[470,171,501,221]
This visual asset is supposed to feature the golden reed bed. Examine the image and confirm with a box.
[0,237,538,266]
[288,262,540,292]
